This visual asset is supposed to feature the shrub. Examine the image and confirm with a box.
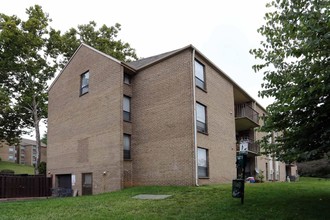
[38,161,47,175]
[0,169,15,174]
[256,170,265,183]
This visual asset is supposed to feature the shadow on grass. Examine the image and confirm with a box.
[231,181,330,220]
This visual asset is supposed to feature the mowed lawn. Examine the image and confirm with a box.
[0,177,329,220]
[0,161,34,174]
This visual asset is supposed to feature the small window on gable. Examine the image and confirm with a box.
[124,73,131,85]
[195,60,206,90]
[80,71,89,95]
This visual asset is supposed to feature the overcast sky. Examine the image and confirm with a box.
[2,0,273,137]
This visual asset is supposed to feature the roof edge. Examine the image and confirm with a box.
[126,44,193,71]
[48,43,84,92]
[193,47,267,110]
[48,43,121,92]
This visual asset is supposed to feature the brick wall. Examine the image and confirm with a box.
[131,49,196,186]
[48,45,124,194]
[48,44,287,193]
[194,54,236,184]
[0,144,12,163]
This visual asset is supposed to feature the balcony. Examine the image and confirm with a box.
[235,104,259,131]
[236,141,260,156]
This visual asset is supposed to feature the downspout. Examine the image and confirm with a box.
[192,48,199,186]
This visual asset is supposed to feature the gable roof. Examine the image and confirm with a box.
[48,43,121,91]
[49,43,267,111]
[128,44,266,112]
[126,46,189,70]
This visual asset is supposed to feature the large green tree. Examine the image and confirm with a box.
[1,5,138,171]
[250,0,330,162]
[0,88,21,146]
[0,5,56,172]
[48,21,137,68]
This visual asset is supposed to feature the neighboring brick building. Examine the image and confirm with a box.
[48,43,294,195]
[0,138,47,166]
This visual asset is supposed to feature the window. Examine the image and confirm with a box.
[80,71,89,95]
[124,73,131,85]
[195,60,205,90]
[123,134,131,159]
[196,102,207,133]
[198,147,209,178]
[123,96,131,122]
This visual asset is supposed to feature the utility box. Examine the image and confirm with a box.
[232,179,244,198]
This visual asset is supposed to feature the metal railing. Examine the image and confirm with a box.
[235,104,259,124]
[236,142,260,154]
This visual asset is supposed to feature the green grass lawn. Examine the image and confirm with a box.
[0,161,34,174]
[0,177,329,220]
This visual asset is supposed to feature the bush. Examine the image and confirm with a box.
[0,169,15,174]
[256,170,265,183]
[298,158,330,178]
[38,161,47,175]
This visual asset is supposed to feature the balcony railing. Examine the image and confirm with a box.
[235,104,259,124]
[236,141,260,155]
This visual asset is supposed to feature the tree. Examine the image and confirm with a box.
[1,5,138,172]
[41,132,47,145]
[38,161,47,175]
[0,5,56,173]
[0,89,21,146]
[48,21,137,68]
[250,0,330,162]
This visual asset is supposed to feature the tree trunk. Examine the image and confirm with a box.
[32,95,41,175]
[272,132,276,181]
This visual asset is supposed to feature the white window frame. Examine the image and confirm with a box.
[195,60,206,90]
[196,102,207,133]
[123,96,131,122]
[197,147,209,178]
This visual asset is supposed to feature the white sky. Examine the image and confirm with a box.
[2,0,273,138]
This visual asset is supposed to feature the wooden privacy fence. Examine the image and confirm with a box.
[0,175,52,198]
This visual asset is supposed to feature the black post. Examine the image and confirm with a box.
[240,153,247,204]
[232,153,247,204]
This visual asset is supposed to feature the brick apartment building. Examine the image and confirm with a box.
[0,138,47,166]
[48,43,296,195]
